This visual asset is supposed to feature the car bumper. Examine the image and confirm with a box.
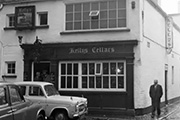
[73,107,88,118]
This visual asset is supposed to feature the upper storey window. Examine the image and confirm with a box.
[65,0,126,31]
[7,14,15,27]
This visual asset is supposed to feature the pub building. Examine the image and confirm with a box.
[1,0,180,117]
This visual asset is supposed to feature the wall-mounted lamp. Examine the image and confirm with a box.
[131,1,135,9]
[18,36,23,45]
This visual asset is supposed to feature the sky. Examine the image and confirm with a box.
[161,0,179,14]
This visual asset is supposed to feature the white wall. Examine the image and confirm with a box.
[134,0,180,109]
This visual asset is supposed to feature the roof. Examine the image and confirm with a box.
[14,81,53,86]
[0,81,16,86]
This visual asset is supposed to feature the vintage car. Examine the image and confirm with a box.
[15,81,88,120]
[0,82,45,120]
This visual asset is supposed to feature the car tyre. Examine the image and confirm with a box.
[54,111,68,120]
[37,114,45,120]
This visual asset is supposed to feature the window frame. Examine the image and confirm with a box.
[6,14,15,28]
[6,61,16,75]
[37,11,48,26]
[59,60,126,92]
[65,0,127,31]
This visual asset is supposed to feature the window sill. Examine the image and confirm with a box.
[2,75,17,78]
[4,25,49,30]
[60,28,130,35]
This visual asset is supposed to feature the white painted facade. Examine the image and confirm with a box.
[0,0,180,115]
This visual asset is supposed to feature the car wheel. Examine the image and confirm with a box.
[54,111,68,120]
[37,114,45,120]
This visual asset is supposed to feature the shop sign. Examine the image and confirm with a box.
[69,47,115,54]
[166,17,173,49]
[15,6,35,30]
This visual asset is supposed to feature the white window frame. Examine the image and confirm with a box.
[65,0,128,31]
[59,60,126,92]
[6,14,15,27]
[37,11,48,26]
[5,61,16,75]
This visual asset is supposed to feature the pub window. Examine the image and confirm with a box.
[65,0,126,30]
[6,61,16,75]
[7,14,15,27]
[38,12,48,25]
[59,61,126,91]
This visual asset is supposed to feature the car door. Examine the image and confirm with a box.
[27,85,47,106]
[8,85,31,120]
[0,86,13,120]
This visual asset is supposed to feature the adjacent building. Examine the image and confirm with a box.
[0,0,180,116]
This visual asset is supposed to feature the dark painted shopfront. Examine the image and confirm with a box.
[21,40,138,116]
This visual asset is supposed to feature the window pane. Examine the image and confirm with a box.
[75,4,81,12]
[83,12,90,20]
[73,63,78,75]
[82,77,87,88]
[100,11,107,20]
[96,76,102,88]
[111,76,116,88]
[66,13,73,21]
[89,63,95,75]
[118,76,124,88]
[118,19,126,27]
[83,21,90,29]
[66,4,73,12]
[73,77,78,88]
[103,76,109,88]
[9,86,22,103]
[91,2,99,10]
[103,63,109,74]
[74,22,81,30]
[109,10,116,19]
[118,10,126,18]
[118,0,126,9]
[109,19,117,28]
[110,63,116,74]
[89,77,95,88]
[61,76,66,88]
[118,63,124,74]
[0,88,7,105]
[100,20,107,28]
[91,20,99,29]
[100,1,107,10]
[75,13,81,21]
[109,1,116,9]
[61,64,66,75]
[40,13,47,25]
[83,3,90,11]
[66,22,73,30]
[67,64,72,75]
[82,63,87,75]
[67,76,72,88]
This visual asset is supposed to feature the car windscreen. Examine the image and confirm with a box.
[44,85,59,96]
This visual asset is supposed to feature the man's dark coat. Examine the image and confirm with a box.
[149,84,163,106]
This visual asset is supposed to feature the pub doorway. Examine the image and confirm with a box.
[32,61,50,81]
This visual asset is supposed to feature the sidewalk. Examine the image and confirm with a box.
[84,101,180,120]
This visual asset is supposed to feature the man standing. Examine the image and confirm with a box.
[149,79,163,118]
